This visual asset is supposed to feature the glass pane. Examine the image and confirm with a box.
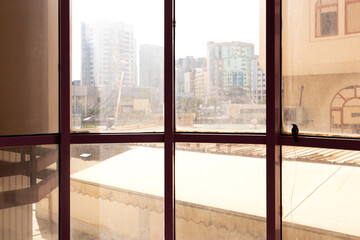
[282,0,360,137]
[0,145,59,239]
[282,146,360,239]
[175,143,266,239]
[175,0,266,133]
[0,0,59,136]
[71,0,164,133]
[70,144,164,239]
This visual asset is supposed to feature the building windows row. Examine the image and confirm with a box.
[316,0,360,37]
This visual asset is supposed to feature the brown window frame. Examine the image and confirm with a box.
[1,1,360,240]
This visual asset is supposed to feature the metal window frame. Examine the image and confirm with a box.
[0,0,358,239]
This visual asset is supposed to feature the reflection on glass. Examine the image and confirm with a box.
[175,0,266,133]
[0,145,59,239]
[282,146,360,239]
[0,0,59,136]
[282,0,360,137]
[175,143,266,239]
[71,0,164,133]
[70,144,164,239]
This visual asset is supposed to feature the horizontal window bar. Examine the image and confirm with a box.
[70,133,164,144]
[0,135,59,147]
[1,133,358,152]
[175,133,266,144]
[280,135,360,151]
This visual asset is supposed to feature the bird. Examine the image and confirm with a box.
[291,124,299,143]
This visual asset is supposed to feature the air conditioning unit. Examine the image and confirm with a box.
[284,106,304,124]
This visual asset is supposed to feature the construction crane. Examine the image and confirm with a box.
[115,72,124,126]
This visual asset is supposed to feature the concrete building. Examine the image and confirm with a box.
[183,68,208,99]
[81,21,137,87]
[176,57,206,98]
[260,0,360,135]
[69,145,360,240]
[139,44,164,88]
[251,56,266,104]
[183,71,193,96]
[71,84,163,129]
[207,41,254,101]
[193,67,208,99]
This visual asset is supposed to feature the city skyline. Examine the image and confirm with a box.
[76,21,262,88]
[71,0,261,80]
[78,21,265,109]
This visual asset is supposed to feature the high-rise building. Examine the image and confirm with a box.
[139,44,164,88]
[81,21,137,87]
[207,41,254,101]
[251,56,266,104]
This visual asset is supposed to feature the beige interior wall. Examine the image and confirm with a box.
[48,0,59,134]
[0,0,58,136]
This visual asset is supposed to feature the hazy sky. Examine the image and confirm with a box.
[72,0,260,80]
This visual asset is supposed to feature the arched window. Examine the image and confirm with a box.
[316,0,338,37]
[345,0,360,34]
[331,86,360,133]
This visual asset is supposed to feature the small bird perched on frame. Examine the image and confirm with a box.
[291,124,299,143]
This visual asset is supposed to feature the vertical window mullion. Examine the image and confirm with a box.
[266,0,282,239]
[60,0,71,239]
[164,0,175,239]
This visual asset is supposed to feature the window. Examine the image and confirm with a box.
[345,0,360,34]
[282,146,360,239]
[1,0,360,240]
[283,0,360,237]
[315,0,338,37]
